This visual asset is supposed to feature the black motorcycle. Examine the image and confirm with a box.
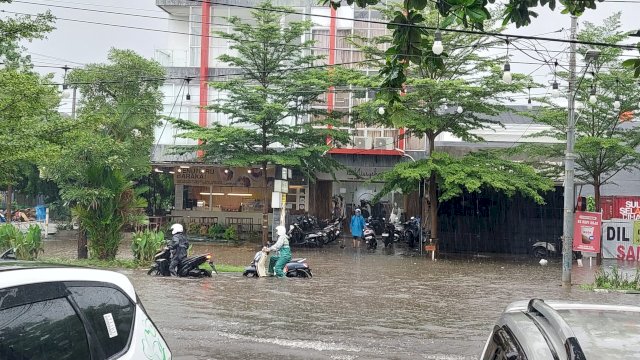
[381,222,396,247]
[404,217,422,249]
[147,247,216,277]
[242,253,312,278]
[288,223,325,248]
[367,217,385,235]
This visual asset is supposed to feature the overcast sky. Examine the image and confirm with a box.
[4,0,639,103]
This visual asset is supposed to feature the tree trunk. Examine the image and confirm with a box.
[6,183,12,224]
[594,181,601,265]
[426,135,438,242]
[77,224,88,259]
[262,162,269,246]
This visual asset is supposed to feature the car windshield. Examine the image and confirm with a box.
[561,309,640,359]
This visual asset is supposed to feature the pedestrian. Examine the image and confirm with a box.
[266,225,291,278]
[168,223,189,276]
[350,208,365,248]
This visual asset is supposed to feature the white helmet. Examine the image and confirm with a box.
[276,225,287,237]
[171,223,184,235]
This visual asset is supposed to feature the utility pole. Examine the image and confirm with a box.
[562,15,578,287]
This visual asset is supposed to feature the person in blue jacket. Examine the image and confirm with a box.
[350,208,365,248]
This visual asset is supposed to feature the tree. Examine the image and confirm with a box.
[353,5,553,243]
[326,0,637,104]
[0,0,58,221]
[517,14,640,212]
[43,48,165,259]
[171,1,353,245]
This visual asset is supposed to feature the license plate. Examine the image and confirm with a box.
[382,233,389,237]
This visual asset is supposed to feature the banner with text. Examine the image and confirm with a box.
[573,211,602,253]
[602,220,640,261]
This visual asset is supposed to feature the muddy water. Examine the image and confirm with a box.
[43,236,640,360]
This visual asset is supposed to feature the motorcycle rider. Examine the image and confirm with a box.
[265,225,291,278]
[350,208,365,248]
[168,223,189,276]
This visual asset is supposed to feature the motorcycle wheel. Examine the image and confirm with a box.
[298,269,312,278]
[533,247,548,259]
[147,265,159,276]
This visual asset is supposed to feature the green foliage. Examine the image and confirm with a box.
[515,14,640,208]
[131,230,166,262]
[39,257,141,269]
[0,224,43,260]
[43,49,164,260]
[372,151,553,203]
[594,266,640,291]
[223,226,237,241]
[208,223,226,238]
[586,196,595,212]
[0,2,55,67]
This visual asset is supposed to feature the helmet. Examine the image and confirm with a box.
[355,209,361,214]
[171,223,184,235]
[276,225,287,237]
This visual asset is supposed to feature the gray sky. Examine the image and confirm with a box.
[4,0,639,103]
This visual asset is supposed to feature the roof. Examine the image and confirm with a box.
[0,262,137,300]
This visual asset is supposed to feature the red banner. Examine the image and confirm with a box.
[573,211,602,253]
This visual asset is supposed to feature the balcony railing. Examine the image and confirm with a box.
[154,49,189,67]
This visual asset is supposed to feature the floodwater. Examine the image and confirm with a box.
[43,234,640,360]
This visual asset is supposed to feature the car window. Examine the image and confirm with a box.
[68,285,135,359]
[0,297,91,360]
[486,327,525,360]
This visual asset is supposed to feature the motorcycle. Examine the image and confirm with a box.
[381,222,396,248]
[403,217,422,249]
[364,222,377,250]
[531,237,580,260]
[147,246,216,277]
[242,251,312,278]
[288,223,325,248]
[367,217,386,235]
[1,248,16,260]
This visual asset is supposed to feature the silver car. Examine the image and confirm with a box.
[480,299,640,360]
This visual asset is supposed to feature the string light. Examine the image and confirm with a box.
[589,85,597,104]
[432,30,443,55]
[185,77,191,101]
[551,60,559,97]
[503,40,512,85]
[527,86,533,110]
[613,79,620,111]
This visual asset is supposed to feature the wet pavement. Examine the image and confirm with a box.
[43,235,640,360]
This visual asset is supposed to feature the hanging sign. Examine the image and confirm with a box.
[572,211,602,253]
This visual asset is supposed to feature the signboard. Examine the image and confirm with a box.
[601,196,640,220]
[273,179,288,193]
[174,167,216,185]
[270,192,287,209]
[572,211,602,253]
[601,220,640,260]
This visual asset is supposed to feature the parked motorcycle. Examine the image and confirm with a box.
[288,223,325,248]
[364,222,377,250]
[242,253,312,278]
[367,217,386,236]
[381,222,396,248]
[147,246,216,277]
[404,217,422,249]
[531,237,580,260]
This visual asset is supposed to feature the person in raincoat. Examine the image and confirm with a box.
[168,223,189,276]
[350,208,365,248]
[265,225,291,278]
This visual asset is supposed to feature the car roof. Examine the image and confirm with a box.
[501,299,640,360]
[0,261,137,300]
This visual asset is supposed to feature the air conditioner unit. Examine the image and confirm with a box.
[353,136,372,149]
[374,137,394,150]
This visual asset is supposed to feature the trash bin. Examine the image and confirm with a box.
[35,205,46,221]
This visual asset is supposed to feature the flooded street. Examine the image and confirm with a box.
[44,236,640,360]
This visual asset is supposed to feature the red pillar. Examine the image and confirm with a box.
[326,6,337,145]
[198,0,211,156]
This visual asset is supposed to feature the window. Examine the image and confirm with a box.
[68,286,135,359]
[0,297,91,360]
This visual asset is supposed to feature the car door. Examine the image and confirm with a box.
[481,326,527,360]
[66,283,171,360]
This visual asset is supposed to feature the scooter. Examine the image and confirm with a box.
[404,217,421,248]
[364,223,377,250]
[288,223,325,248]
[242,251,312,278]
[0,248,16,260]
[381,222,395,248]
[531,237,580,260]
[147,246,216,277]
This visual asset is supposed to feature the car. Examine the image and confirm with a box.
[0,258,172,360]
[480,298,640,360]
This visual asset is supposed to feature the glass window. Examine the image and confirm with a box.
[68,286,135,359]
[0,297,91,360]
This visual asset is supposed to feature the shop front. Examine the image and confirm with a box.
[160,165,309,237]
